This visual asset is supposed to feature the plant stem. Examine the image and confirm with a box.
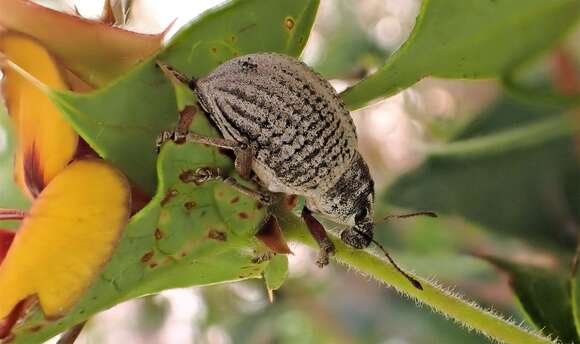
[0,209,26,221]
[277,209,553,344]
[423,114,574,158]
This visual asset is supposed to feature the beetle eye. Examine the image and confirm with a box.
[355,207,368,222]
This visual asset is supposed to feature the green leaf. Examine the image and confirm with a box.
[483,256,578,343]
[340,0,580,110]
[7,108,272,343]
[49,0,319,194]
[264,254,289,291]
[386,97,580,252]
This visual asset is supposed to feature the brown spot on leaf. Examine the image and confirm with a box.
[26,325,42,333]
[211,47,218,53]
[160,189,178,206]
[179,170,195,183]
[208,229,227,241]
[184,201,197,210]
[256,202,264,209]
[284,17,295,30]
[230,196,240,204]
[154,228,164,240]
[141,251,154,263]
[238,212,249,219]
[149,263,158,268]
[230,35,237,43]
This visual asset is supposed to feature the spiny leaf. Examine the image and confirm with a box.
[0,32,78,199]
[340,0,580,110]
[48,0,319,195]
[0,0,166,86]
[0,159,131,322]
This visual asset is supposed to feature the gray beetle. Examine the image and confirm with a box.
[158,53,428,289]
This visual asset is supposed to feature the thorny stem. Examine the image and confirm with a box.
[277,209,554,344]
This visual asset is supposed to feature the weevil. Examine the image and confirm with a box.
[158,53,430,290]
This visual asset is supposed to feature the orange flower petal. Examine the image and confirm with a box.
[0,32,78,198]
[0,159,131,319]
[0,0,166,86]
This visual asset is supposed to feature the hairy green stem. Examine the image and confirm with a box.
[278,210,553,344]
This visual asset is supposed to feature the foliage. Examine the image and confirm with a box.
[339,0,580,109]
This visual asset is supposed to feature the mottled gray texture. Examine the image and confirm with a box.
[196,53,375,248]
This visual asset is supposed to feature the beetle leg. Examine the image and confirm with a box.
[156,131,254,178]
[180,167,224,185]
[301,207,336,268]
[180,167,272,205]
[155,130,176,152]
[224,177,273,205]
[181,132,254,179]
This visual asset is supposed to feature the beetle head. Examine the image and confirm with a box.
[340,190,375,248]
[307,153,375,248]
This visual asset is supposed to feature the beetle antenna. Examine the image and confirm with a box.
[353,228,423,290]
[375,211,437,224]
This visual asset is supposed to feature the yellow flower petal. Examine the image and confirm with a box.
[0,32,78,198]
[0,159,131,319]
